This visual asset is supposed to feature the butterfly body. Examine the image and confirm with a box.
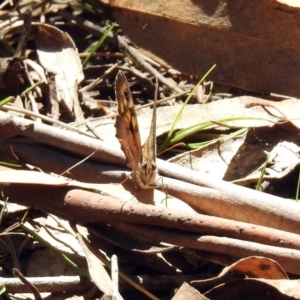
[115,71,158,189]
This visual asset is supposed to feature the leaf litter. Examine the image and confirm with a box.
[1,1,300,299]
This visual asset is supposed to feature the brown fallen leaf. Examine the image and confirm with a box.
[219,256,288,280]
[101,0,300,97]
[204,278,295,300]
[34,23,84,120]
[191,256,295,299]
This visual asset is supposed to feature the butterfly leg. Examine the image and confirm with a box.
[152,176,169,207]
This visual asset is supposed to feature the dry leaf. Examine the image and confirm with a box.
[172,282,208,300]
[191,256,292,299]
[77,234,123,299]
[34,23,84,119]
[205,278,295,300]
[98,96,286,145]
[170,136,300,184]
[221,256,288,279]
[102,0,300,97]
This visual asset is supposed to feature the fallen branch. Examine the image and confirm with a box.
[3,183,300,274]
[1,110,300,234]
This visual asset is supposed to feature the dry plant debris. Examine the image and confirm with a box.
[103,0,300,97]
[1,1,300,299]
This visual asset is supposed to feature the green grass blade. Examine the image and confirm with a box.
[74,0,98,13]
[0,284,6,295]
[186,128,248,150]
[0,162,22,168]
[20,80,44,97]
[256,152,270,191]
[168,120,215,145]
[162,115,278,150]
[82,23,116,67]
[162,64,216,147]
[0,96,14,107]
[20,222,89,278]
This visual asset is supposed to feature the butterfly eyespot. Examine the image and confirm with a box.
[124,91,130,102]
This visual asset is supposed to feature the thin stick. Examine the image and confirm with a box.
[117,36,183,94]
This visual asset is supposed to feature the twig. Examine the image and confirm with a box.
[4,185,300,275]
[79,52,124,59]
[117,36,184,93]
[80,62,119,93]
[14,9,32,59]
[13,268,42,300]
[1,105,94,138]
[111,254,119,300]
[76,232,158,300]
[4,184,300,252]
[59,10,114,38]
[245,98,287,119]
[2,111,300,235]
[111,222,300,275]
[3,274,92,293]
[74,89,190,128]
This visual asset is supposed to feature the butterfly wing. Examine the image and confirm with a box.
[142,76,157,165]
[115,71,143,171]
[140,77,158,186]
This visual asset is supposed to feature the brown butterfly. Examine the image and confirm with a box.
[115,71,158,189]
